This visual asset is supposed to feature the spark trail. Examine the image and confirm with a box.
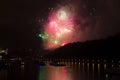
[39,0,94,49]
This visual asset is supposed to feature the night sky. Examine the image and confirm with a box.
[0,0,120,49]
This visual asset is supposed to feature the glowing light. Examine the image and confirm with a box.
[0,49,8,54]
[61,42,67,46]
[57,10,68,20]
[104,64,106,69]
[39,33,49,40]
[63,28,71,33]
[54,40,59,44]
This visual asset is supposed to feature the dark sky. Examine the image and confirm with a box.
[0,0,55,49]
[0,0,120,49]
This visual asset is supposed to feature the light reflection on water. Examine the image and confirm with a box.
[0,61,118,80]
[37,62,106,80]
[38,65,72,80]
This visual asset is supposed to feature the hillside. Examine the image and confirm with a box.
[44,34,120,59]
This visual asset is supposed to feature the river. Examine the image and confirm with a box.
[0,60,120,80]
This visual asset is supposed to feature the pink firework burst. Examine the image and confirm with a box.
[41,5,76,49]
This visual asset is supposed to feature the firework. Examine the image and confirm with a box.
[39,1,93,49]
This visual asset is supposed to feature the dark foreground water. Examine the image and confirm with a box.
[0,60,120,80]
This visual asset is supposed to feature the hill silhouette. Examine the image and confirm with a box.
[44,34,120,59]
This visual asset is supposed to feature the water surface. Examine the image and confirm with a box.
[0,60,119,80]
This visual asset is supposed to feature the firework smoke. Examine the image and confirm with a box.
[39,0,102,49]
